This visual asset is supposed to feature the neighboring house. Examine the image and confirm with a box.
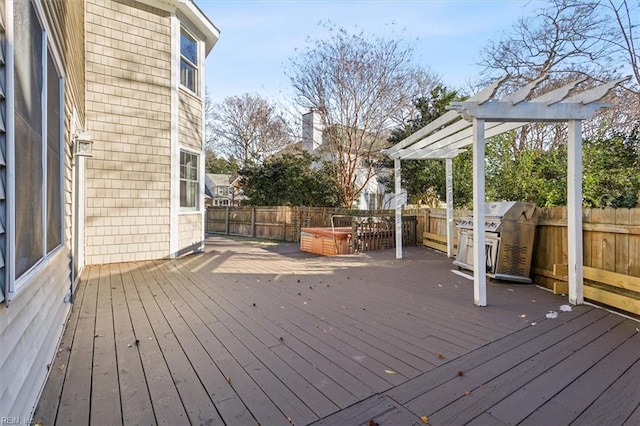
[0,0,218,420]
[302,110,394,210]
[205,173,245,206]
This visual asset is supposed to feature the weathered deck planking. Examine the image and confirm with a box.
[54,265,99,425]
[34,237,640,425]
[485,316,633,424]
[149,261,323,425]
[522,325,640,425]
[128,262,225,426]
[176,261,396,400]
[139,261,253,425]
[90,265,122,425]
[151,261,307,425]
[119,262,190,425]
[109,263,155,425]
[387,307,603,405]
[402,307,613,418]
[314,395,421,426]
[420,310,624,424]
[572,356,640,425]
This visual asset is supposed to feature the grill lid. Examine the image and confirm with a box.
[456,202,538,231]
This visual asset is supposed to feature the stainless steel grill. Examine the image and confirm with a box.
[453,202,539,283]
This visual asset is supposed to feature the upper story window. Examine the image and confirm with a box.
[180,29,198,94]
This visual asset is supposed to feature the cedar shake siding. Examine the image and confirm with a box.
[85,0,173,264]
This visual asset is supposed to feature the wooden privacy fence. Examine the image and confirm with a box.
[424,207,640,317]
[206,206,426,249]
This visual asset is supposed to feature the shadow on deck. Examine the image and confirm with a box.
[34,236,640,425]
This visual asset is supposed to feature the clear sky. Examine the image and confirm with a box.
[197,0,538,106]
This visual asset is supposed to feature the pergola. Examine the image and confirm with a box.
[385,75,628,307]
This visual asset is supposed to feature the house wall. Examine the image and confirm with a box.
[178,213,203,254]
[177,63,205,254]
[84,0,173,264]
[0,0,85,419]
[179,92,203,150]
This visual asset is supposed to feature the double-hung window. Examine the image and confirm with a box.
[180,29,198,94]
[8,0,64,295]
[180,150,199,210]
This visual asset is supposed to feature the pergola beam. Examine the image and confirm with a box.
[385,76,506,156]
[448,102,609,122]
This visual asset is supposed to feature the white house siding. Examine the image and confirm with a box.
[0,251,72,419]
[85,0,172,264]
[0,0,84,419]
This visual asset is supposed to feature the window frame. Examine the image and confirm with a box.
[6,0,66,298]
[179,149,200,211]
[179,28,199,95]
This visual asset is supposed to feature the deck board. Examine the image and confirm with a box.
[90,264,122,426]
[157,262,326,425]
[110,263,155,426]
[129,262,225,426]
[420,310,623,424]
[522,325,640,425]
[119,262,190,425]
[34,237,640,426]
[486,315,634,424]
[573,357,640,425]
[54,265,99,425]
[387,306,603,405]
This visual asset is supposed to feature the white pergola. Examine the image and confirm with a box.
[385,75,629,307]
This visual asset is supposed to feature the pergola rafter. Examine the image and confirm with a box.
[385,75,630,307]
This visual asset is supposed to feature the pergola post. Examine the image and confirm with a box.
[445,157,454,258]
[394,158,402,259]
[472,119,487,306]
[567,120,584,304]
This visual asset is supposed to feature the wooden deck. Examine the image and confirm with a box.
[34,236,640,425]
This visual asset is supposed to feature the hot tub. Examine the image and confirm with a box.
[300,227,352,256]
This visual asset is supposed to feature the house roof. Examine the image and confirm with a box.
[205,173,230,198]
[137,0,220,54]
[206,173,232,186]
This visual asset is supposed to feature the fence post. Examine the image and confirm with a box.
[225,206,230,235]
[283,219,286,241]
[251,207,256,237]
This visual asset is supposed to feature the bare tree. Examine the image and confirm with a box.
[602,0,640,90]
[478,0,616,88]
[287,23,436,208]
[477,0,640,151]
[210,93,293,167]
[204,89,216,151]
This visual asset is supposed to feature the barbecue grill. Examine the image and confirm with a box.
[453,201,539,283]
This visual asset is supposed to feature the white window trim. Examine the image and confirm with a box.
[179,147,201,212]
[6,0,66,301]
[179,27,200,96]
